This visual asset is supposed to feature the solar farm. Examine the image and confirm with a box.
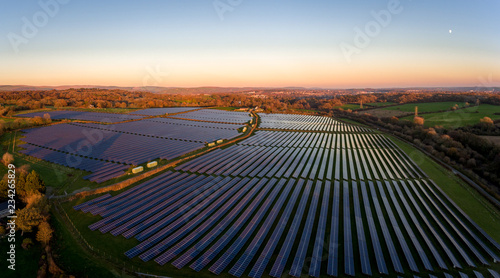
[16,108,249,183]
[60,111,500,277]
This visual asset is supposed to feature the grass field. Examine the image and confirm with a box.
[384,101,467,113]
[210,107,238,111]
[401,104,500,128]
[364,102,395,107]
[0,233,42,278]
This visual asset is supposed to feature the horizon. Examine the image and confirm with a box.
[1,1,499,88]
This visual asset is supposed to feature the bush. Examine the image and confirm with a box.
[413,116,425,125]
[2,152,14,166]
[22,238,33,250]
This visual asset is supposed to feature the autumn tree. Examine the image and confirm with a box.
[414,116,425,125]
[16,207,43,235]
[0,225,5,235]
[2,152,14,166]
[17,170,45,200]
[43,113,51,123]
[480,117,494,125]
[36,221,53,245]
[0,178,8,200]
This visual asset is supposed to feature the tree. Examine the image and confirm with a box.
[0,225,5,235]
[480,117,494,125]
[18,170,45,199]
[2,152,14,166]
[0,178,8,200]
[43,113,51,123]
[16,207,43,235]
[36,221,53,245]
[413,116,425,125]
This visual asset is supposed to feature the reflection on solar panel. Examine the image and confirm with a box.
[75,117,243,142]
[172,109,251,124]
[19,143,128,182]
[21,123,203,166]
[18,110,144,122]
[259,113,371,132]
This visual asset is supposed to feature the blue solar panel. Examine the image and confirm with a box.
[359,181,387,274]
[269,180,312,278]
[377,181,418,273]
[228,179,293,277]
[343,181,355,276]
[189,178,273,272]
[385,181,431,271]
[309,181,330,278]
[208,178,284,275]
[352,181,371,276]
[327,180,340,276]
[369,181,404,273]
[289,181,321,277]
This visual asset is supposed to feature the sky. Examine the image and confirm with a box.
[0,0,499,88]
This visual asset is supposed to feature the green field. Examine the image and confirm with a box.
[0,233,43,278]
[401,104,500,128]
[384,102,467,113]
[364,102,395,107]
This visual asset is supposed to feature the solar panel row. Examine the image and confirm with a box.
[18,110,144,122]
[18,143,128,182]
[172,109,251,124]
[21,123,204,166]
[259,113,370,132]
[73,116,500,278]
[178,132,426,181]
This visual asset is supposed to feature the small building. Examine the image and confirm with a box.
[147,161,158,168]
[132,166,144,174]
[216,139,224,144]
[207,142,216,147]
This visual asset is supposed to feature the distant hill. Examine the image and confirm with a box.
[0,85,278,94]
[0,85,497,94]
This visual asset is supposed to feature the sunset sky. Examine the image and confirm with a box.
[1,0,499,88]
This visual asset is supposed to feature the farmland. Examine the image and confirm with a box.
[51,111,500,278]
[401,104,500,128]
[383,102,467,113]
